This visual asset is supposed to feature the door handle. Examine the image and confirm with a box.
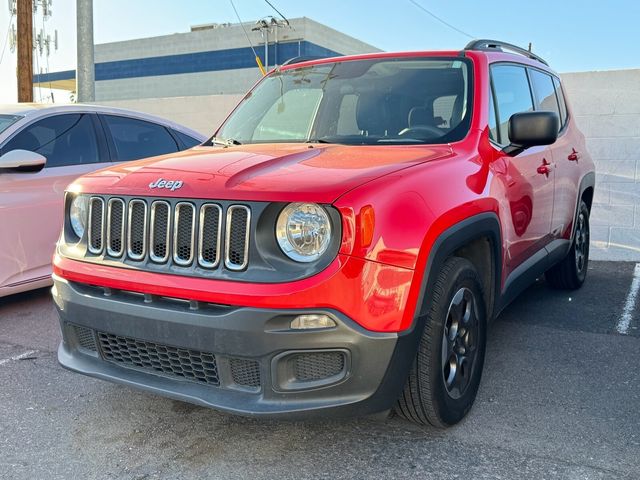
[568,149,580,162]
[537,158,551,177]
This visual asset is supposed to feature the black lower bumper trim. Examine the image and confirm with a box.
[53,275,418,418]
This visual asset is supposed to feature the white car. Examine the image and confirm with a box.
[0,104,205,297]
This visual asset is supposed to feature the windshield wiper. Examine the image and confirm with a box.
[209,137,242,147]
[306,138,334,144]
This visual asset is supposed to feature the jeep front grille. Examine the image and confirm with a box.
[87,196,251,272]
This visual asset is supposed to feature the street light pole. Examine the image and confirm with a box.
[16,0,33,102]
[76,0,95,102]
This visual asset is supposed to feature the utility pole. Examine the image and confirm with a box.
[16,0,33,102]
[76,0,95,102]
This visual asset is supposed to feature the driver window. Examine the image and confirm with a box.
[2,114,100,167]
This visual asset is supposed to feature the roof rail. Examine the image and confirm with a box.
[280,55,326,66]
[464,39,548,66]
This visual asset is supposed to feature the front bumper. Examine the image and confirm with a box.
[53,275,417,418]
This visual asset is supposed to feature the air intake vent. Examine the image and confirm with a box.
[173,202,196,265]
[198,204,222,268]
[107,198,125,257]
[293,352,346,381]
[150,201,170,263]
[70,324,97,352]
[229,357,261,388]
[225,205,250,270]
[98,332,220,386]
[88,197,105,253]
[127,200,147,260]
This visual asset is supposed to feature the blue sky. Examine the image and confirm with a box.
[1,0,639,102]
[90,0,640,72]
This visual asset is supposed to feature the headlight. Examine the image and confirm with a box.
[276,203,332,262]
[69,195,89,239]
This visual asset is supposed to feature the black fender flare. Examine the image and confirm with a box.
[413,212,503,323]
[365,212,503,411]
[571,172,596,244]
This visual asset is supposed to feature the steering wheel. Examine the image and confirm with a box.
[398,125,444,138]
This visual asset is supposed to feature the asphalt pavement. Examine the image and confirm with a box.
[0,261,639,480]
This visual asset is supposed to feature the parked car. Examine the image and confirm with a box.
[53,41,595,427]
[0,104,204,297]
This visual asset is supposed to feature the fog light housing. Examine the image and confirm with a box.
[290,314,336,330]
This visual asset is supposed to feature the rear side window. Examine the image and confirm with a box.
[490,65,534,145]
[553,77,569,128]
[173,130,201,149]
[2,113,100,167]
[528,69,561,130]
[102,115,179,162]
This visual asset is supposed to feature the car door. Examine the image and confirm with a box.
[550,77,581,239]
[490,64,556,270]
[527,68,578,240]
[99,114,180,162]
[0,113,109,290]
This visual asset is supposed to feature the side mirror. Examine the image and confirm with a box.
[503,111,559,156]
[0,149,47,172]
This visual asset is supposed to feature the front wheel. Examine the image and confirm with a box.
[545,200,590,290]
[395,257,487,428]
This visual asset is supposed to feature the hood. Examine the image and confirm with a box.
[75,143,453,203]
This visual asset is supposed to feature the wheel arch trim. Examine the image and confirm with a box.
[411,212,503,330]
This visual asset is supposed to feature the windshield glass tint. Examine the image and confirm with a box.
[216,57,472,145]
[0,114,20,135]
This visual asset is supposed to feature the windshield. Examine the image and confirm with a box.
[215,57,472,146]
[0,114,21,135]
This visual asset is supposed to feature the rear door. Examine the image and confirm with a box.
[0,113,109,289]
[490,64,556,270]
[547,76,581,239]
[99,115,180,162]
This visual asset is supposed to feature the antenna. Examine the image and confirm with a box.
[8,0,16,14]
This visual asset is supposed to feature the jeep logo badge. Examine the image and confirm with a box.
[149,178,184,191]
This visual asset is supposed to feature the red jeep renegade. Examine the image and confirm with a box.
[53,40,595,427]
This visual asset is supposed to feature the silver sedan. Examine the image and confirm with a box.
[0,104,205,297]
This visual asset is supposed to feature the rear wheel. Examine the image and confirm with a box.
[545,200,590,290]
[395,257,487,428]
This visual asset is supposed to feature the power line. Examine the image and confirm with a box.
[263,0,290,26]
[0,11,15,65]
[229,0,258,58]
[407,0,474,40]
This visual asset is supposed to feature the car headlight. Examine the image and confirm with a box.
[276,203,332,262]
[69,195,89,239]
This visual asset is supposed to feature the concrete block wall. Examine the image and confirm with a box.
[100,68,640,261]
[561,69,640,260]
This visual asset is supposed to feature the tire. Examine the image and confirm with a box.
[395,257,487,428]
[545,200,590,290]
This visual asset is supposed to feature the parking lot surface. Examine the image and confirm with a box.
[1,261,639,480]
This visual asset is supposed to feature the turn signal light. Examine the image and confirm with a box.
[290,314,337,330]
